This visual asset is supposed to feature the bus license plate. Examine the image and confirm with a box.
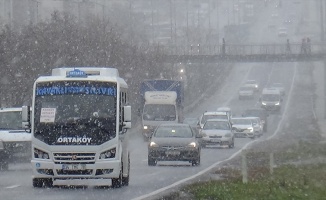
[62,164,86,170]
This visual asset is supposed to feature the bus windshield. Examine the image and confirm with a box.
[34,81,117,145]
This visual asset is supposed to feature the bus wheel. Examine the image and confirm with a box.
[33,178,44,188]
[122,156,130,186]
[112,168,122,188]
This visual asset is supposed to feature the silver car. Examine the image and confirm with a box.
[244,80,259,92]
[245,117,263,137]
[231,117,255,139]
[148,124,201,166]
[200,119,234,148]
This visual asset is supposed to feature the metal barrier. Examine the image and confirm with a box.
[149,43,326,63]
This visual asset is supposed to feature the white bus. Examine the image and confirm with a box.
[22,67,131,188]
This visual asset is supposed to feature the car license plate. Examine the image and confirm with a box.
[62,164,86,170]
[210,139,221,143]
[165,150,180,156]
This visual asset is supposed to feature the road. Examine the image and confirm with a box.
[0,1,320,200]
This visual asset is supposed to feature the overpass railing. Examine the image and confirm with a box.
[154,43,326,56]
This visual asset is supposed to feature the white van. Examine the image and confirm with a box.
[198,111,230,129]
[0,107,31,170]
[217,107,232,119]
[260,88,282,111]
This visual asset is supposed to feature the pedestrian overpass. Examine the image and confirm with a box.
[155,43,326,63]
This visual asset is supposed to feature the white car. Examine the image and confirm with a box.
[200,119,234,148]
[217,107,232,119]
[278,28,288,37]
[231,117,255,139]
[270,83,285,95]
[198,111,230,129]
[239,85,255,100]
[0,107,31,170]
[244,80,259,92]
[245,117,263,137]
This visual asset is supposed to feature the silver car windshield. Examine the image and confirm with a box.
[203,121,230,130]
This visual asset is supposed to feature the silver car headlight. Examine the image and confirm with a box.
[247,127,254,132]
[149,141,159,147]
[262,102,267,105]
[187,142,197,148]
[143,126,148,130]
[275,102,280,105]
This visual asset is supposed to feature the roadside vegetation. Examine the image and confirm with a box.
[160,140,326,200]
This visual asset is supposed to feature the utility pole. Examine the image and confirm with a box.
[208,0,211,43]
[174,0,177,45]
[170,0,173,45]
[216,0,219,44]
[151,0,154,43]
[321,0,324,41]
[186,0,189,46]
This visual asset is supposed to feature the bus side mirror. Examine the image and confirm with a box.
[123,106,131,129]
[22,105,31,133]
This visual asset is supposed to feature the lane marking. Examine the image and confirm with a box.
[132,64,298,200]
[5,185,20,189]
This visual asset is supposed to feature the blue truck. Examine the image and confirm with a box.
[139,80,184,140]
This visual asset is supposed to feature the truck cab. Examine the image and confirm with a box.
[142,91,179,139]
[140,80,184,140]
[198,111,230,129]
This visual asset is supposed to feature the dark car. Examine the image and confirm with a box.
[148,124,201,166]
[242,108,269,132]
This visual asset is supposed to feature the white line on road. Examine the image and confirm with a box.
[267,63,297,138]
[5,185,20,189]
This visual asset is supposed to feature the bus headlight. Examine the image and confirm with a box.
[99,148,116,159]
[34,148,50,159]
